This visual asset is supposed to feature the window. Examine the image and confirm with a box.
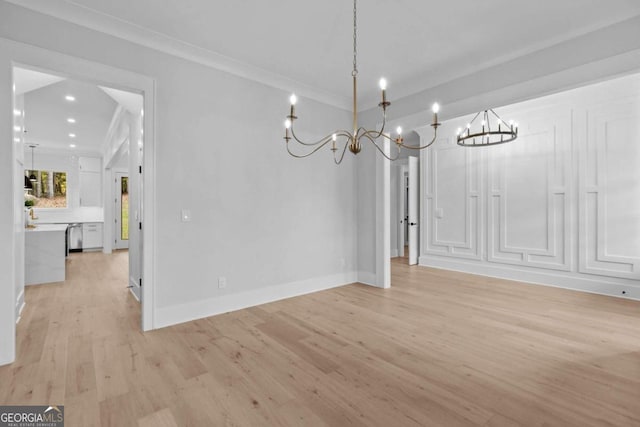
[25,170,67,208]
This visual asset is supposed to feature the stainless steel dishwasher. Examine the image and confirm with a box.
[67,223,83,253]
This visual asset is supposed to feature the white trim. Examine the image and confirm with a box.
[155,272,358,329]
[15,290,24,324]
[357,271,378,287]
[390,249,399,258]
[0,37,157,340]
[3,0,350,111]
[129,278,140,302]
[419,255,640,301]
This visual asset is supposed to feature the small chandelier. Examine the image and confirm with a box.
[457,109,518,147]
[282,0,441,163]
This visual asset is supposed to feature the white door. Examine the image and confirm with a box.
[398,166,407,257]
[408,156,419,265]
[115,173,129,249]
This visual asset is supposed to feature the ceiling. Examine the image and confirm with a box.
[10,0,640,109]
[22,76,117,153]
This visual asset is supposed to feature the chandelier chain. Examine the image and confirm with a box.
[352,0,358,77]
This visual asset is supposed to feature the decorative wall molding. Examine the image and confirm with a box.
[487,109,572,271]
[423,135,482,260]
[419,73,640,296]
[4,0,351,111]
[578,97,640,279]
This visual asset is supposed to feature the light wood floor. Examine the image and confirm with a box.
[1,252,639,426]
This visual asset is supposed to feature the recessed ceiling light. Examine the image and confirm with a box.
[14,137,20,143]
[69,133,76,138]
[13,126,21,132]
[13,109,21,116]
[69,144,76,148]
[67,118,76,123]
[65,95,76,101]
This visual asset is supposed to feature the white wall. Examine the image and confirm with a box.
[419,74,640,298]
[0,0,356,364]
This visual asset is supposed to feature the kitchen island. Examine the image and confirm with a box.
[25,224,67,285]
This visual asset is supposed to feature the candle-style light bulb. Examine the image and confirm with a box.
[379,78,388,107]
[396,126,403,135]
[432,102,440,126]
[331,133,337,151]
[456,127,462,136]
[284,119,291,141]
[289,94,297,119]
[332,133,337,141]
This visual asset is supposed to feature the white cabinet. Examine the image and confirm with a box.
[80,172,102,207]
[79,157,101,172]
[79,156,102,207]
[83,222,103,249]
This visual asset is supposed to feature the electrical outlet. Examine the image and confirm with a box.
[218,277,227,289]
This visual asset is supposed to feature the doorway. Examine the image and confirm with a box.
[11,61,151,333]
[115,173,129,250]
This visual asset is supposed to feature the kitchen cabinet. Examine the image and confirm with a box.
[79,156,102,207]
[25,224,67,285]
[79,156,101,172]
[83,222,103,249]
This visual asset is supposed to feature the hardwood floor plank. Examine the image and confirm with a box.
[1,252,638,426]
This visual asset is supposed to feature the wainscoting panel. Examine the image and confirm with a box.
[487,110,572,271]
[418,73,640,298]
[422,132,482,260]
[579,98,640,279]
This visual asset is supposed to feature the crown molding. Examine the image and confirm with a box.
[5,0,352,111]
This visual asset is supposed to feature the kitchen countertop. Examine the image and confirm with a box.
[26,224,69,233]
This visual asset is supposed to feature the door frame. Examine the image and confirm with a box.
[408,156,419,265]
[2,40,157,365]
[398,164,408,257]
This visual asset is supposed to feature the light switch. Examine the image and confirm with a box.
[181,209,192,222]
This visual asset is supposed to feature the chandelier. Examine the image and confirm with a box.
[457,109,518,147]
[282,0,441,163]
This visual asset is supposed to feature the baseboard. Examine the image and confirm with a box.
[15,290,25,324]
[129,277,141,302]
[357,271,377,287]
[419,255,640,301]
[155,272,358,329]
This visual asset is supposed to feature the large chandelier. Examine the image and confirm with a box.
[282,0,441,163]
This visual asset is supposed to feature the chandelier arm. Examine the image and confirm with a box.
[358,110,388,141]
[290,124,334,147]
[361,133,400,161]
[333,137,352,165]
[398,127,439,150]
[286,138,334,158]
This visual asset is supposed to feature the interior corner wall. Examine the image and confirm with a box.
[0,1,356,340]
[418,74,640,299]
